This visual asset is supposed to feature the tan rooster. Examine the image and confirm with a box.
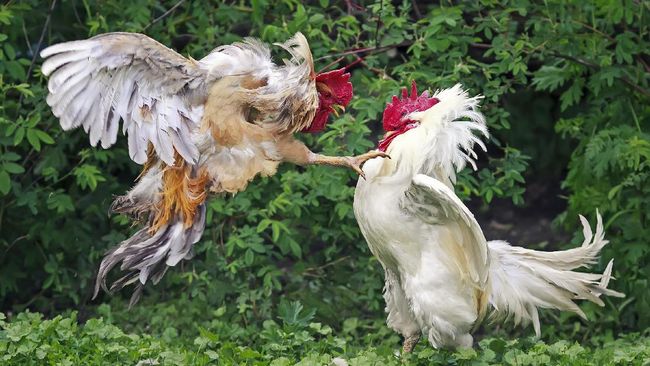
[41,32,386,303]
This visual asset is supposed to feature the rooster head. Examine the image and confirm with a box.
[303,68,353,133]
[378,81,439,152]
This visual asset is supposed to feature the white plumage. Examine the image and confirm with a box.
[353,84,623,350]
[42,33,206,165]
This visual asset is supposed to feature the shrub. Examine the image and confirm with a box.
[0,0,646,340]
[1,310,649,366]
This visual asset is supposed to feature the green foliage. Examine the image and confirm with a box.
[0,0,648,358]
[1,309,649,365]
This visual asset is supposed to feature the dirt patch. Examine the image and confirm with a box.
[467,181,571,250]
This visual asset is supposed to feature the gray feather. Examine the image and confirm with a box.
[93,203,207,305]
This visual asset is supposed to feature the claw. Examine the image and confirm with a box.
[346,150,391,179]
[359,169,367,180]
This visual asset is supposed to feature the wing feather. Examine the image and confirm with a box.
[401,174,490,289]
[41,32,208,165]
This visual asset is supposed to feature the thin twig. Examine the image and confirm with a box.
[19,0,56,106]
[571,18,649,73]
[317,56,347,74]
[314,41,412,62]
[571,19,616,42]
[353,54,395,80]
[71,1,83,26]
[470,42,492,49]
[374,0,384,47]
[317,55,365,74]
[302,256,350,277]
[552,52,650,98]
[344,0,364,14]
[0,235,30,265]
[21,20,32,55]
[621,77,650,98]
[638,56,650,74]
[142,0,185,31]
[411,0,422,19]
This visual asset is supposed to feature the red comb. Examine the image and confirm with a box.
[315,68,353,106]
[382,81,439,132]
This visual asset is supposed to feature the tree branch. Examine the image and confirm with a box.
[314,41,412,62]
[552,52,650,98]
[142,0,185,31]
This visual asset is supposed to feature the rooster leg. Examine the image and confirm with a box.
[276,138,389,178]
[402,333,421,353]
[308,151,390,178]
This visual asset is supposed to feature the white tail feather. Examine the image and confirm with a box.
[487,212,624,336]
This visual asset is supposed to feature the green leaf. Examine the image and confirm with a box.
[249,242,266,254]
[2,152,20,161]
[485,189,493,203]
[244,249,254,265]
[288,238,302,258]
[35,130,54,144]
[13,83,34,97]
[257,218,272,233]
[13,127,25,145]
[0,170,10,195]
[560,78,584,111]
[47,193,75,213]
[2,162,24,174]
[26,129,41,151]
[73,164,106,190]
[532,66,567,91]
[3,43,15,60]
[5,60,25,80]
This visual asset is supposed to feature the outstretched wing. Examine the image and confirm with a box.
[41,32,209,165]
[400,173,490,289]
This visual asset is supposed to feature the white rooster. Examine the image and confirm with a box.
[353,82,624,351]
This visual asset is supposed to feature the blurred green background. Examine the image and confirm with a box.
[0,0,648,364]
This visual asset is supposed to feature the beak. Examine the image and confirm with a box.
[331,104,346,118]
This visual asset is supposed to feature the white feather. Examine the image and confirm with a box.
[41,33,207,166]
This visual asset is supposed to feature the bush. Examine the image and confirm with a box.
[1,309,649,366]
[0,0,646,349]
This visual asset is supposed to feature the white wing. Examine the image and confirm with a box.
[400,173,490,289]
[41,32,209,165]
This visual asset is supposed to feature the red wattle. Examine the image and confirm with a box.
[302,107,331,133]
[301,67,353,133]
[378,122,419,152]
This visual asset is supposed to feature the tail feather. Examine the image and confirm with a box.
[94,204,206,305]
[487,212,624,336]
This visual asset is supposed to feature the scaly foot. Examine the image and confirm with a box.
[308,150,390,178]
[402,333,420,353]
[402,333,421,353]
[345,150,390,179]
